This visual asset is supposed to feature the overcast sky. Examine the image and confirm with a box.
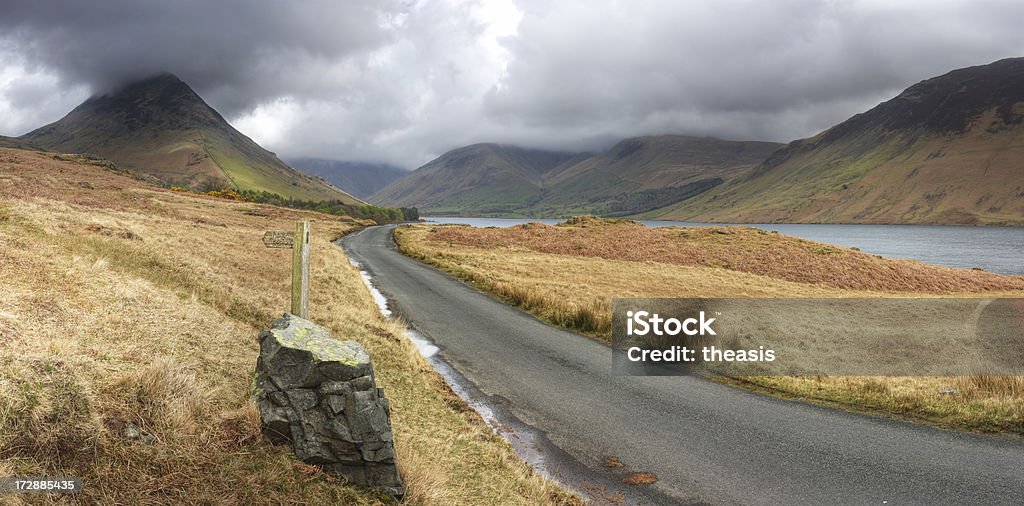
[1,0,1023,168]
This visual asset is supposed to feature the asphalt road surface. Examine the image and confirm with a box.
[342,225,1024,505]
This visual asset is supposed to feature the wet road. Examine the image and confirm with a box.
[342,225,1024,505]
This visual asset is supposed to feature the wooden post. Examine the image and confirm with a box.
[263,221,311,318]
[291,220,311,318]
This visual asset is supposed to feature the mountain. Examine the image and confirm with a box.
[0,135,42,151]
[648,57,1024,225]
[371,143,579,215]
[532,135,781,216]
[21,73,361,203]
[288,158,407,200]
[372,136,781,217]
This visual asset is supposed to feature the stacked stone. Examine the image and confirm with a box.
[254,314,403,499]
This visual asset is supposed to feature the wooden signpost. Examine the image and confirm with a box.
[262,231,293,248]
[263,220,311,318]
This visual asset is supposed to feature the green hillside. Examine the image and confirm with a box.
[648,58,1024,225]
[22,74,362,204]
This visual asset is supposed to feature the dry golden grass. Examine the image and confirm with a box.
[0,148,578,505]
[398,230,868,336]
[426,216,1024,293]
[396,220,1024,433]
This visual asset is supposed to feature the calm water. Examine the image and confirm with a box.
[423,217,1024,276]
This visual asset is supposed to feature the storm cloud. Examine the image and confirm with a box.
[1,0,1023,167]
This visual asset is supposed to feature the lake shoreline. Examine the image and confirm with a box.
[421,216,1024,276]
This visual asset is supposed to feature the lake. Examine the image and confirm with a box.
[422,217,1024,276]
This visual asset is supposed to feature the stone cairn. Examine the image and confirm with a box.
[254,314,404,499]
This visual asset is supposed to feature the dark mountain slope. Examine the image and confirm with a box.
[0,135,42,151]
[651,57,1024,225]
[534,135,781,216]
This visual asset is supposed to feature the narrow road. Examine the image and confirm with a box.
[342,225,1024,505]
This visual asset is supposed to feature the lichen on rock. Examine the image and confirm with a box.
[254,314,403,499]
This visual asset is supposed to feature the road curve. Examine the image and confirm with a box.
[342,225,1024,505]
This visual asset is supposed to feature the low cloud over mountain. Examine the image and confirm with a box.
[2,0,1024,167]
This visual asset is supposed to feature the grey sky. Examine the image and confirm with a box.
[1,0,1022,168]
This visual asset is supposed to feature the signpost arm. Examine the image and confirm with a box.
[291,220,311,318]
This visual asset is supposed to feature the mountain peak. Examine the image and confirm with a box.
[88,72,194,103]
[21,74,360,203]
[111,73,191,97]
[69,72,219,132]
[120,71,185,87]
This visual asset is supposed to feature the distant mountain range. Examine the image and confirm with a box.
[374,58,1024,224]
[371,144,579,215]
[5,57,1021,225]
[288,158,407,200]
[646,57,1024,225]
[371,136,781,217]
[19,73,361,204]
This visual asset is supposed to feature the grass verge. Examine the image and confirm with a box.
[0,148,578,505]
